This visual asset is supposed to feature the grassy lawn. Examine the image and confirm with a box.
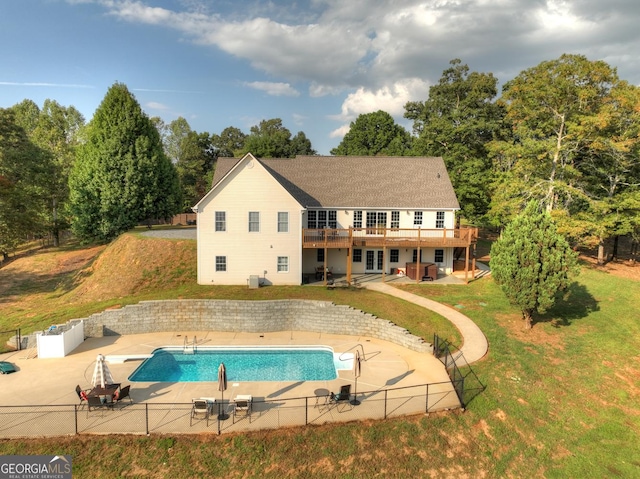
[0,235,639,477]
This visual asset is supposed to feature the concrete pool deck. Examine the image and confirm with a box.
[0,330,455,409]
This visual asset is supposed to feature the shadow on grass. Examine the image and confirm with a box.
[537,281,599,327]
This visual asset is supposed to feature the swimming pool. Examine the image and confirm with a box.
[128,346,353,382]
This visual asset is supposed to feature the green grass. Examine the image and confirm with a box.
[1,240,639,477]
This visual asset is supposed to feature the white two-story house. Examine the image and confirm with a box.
[193,153,477,286]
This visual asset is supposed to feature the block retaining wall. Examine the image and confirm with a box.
[80,299,432,354]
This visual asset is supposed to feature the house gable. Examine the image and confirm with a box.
[195,153,304,285]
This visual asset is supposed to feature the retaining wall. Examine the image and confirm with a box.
[80,299,432,354]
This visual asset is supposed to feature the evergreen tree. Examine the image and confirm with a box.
[68,83,180,242]
[490,201,579,329]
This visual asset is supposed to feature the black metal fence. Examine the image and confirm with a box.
[0,381,461,438]
[0,329,20,354]
[433,334,485,408]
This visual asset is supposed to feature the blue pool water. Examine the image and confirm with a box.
[128,346,348,382]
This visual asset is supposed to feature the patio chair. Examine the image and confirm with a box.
[86,395,114,415]
[233,395,252,422]
[75,385,90,405]
[190,398,212,426]
[328,384,352,411]
[114,385,133,407]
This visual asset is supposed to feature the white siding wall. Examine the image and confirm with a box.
[197,159,303,285]
[303,208,457,277]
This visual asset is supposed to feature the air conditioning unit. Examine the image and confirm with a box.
[248,275,260,289]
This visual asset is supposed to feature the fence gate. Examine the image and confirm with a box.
[0,329,20,354]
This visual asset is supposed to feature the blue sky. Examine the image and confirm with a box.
[2,0,640,154]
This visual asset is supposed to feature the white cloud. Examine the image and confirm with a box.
[244,81,300,97]
[333,78,430,122]
[0,81,93,88]
[291,113,307,126]
[145,101,169,110]
[329,123,350,139]
[78,0,640,114]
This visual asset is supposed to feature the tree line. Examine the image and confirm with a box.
[0,84,316,250]
[1,54,639,263]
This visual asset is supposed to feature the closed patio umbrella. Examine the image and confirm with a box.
[351,350,362,406]
[91,354,114,388]
[218,363,229,419]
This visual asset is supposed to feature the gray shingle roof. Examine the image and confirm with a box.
[211,155,460,210]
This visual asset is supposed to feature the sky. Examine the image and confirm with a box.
[2,1,640,155]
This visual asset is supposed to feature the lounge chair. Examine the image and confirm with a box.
[114,385,133,407]
[190,398,213,426]
[328,384,352,411]
[233,395,252,422]
[0,361,16,374]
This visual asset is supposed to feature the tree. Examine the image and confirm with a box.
[488,54,618,218]
[488,54,640,262]
[22,100,84,246]
[0,108,50,257]
[405,59,504,220]
[175,130,218,210]
[68,83,181,242]
[211,126,246,158]
[330,110,413,156]
[490,201,579,329]
[240,118,315,158]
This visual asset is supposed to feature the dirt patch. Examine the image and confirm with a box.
[0,233,196,321]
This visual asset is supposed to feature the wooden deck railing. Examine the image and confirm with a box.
[302,227,478,249]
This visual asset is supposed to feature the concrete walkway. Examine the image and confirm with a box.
[364,271,489,365]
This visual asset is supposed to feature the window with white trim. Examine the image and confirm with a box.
[317,249,324,262]
[277,256,289,272]
[414,211,423,226]
[307,211,316,229]
[353,210,362,228]
[353,249,362,262]
[436,211,445,229]
[435,249,444,263]
[390,249,399,262]
[215,256,226,272]
[391,211,400,229]
[215,211,226,232]
[277,212,289,233]
[248,211,260,232]
[307,209,337,228]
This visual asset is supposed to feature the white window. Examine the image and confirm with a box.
[248,212,260,232]
[278,212,289,233]
[215,211,226,232]
[277,256,289,272]
[436,211,445,229]
[307,211,316,229]
[308,209,337,228]
[391,211,400,229]
[414,211,423,226]
[353,210,362,228]
[215,256,227,272]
